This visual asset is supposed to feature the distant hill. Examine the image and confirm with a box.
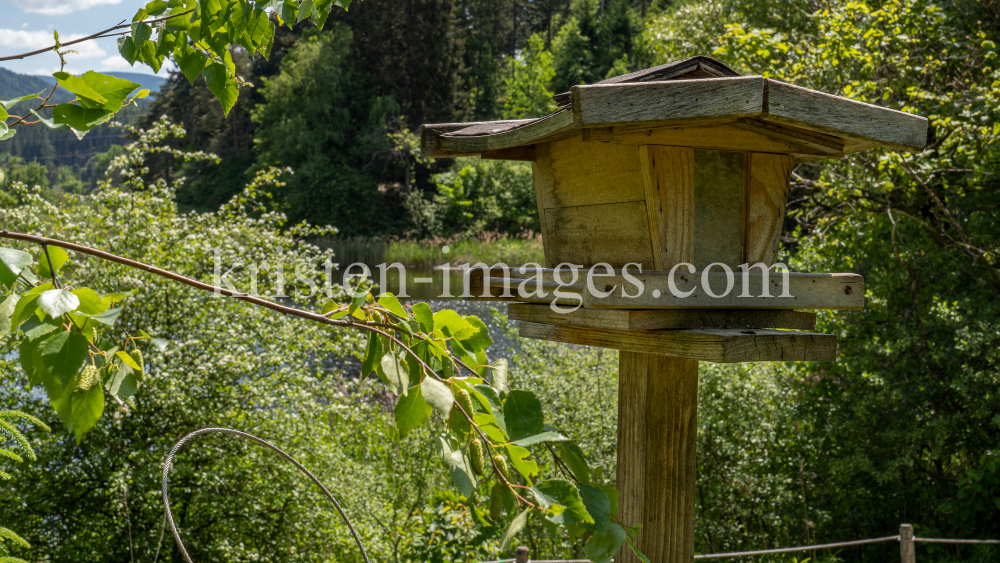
[0,66,147,168]
[33,71,167,94]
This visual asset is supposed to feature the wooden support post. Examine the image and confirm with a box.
[900,524,915,563]
[515,546,530,563]
[617,352,699,563]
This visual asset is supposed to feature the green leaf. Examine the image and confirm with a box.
[118,36,138,65]
[578,483,611,534]
[52,72,108,104]
[131,22,153,50]
[557,441,591,483]
[41,331,89,387]
[10,293,40,330]
[377,293,408,319]
[0,247,33,288]
[505,443,539,479]
[380,352,408,395]
[37,289,80,318]
[490,358,508,391]
[69,384,104,442]
[474,384,506,433]
[37,246,68,279]
[584,522,628,563]
[500,508,531,551]
[421,376,453,418]
[71,288,105,315]
[433,309,477,340]
[202,62,238,115]
[360,332,381,381]
[394,385,432,438]
[0,293,17,338]
[435,435,477,496]
[503,390,543,442]
[176,45,207,84]
[511,430,569,447]
[76,71,141,111]
[598,484,619,520]
[1,90,45,106]
[462,315,494,351]
[116,350,142,371]
[411,301,434,332]
[30,109,70,132]
[107,362,138,397]
[52,104,115,133]
[0,105,7,120]
[82,308,122,327]
[0,124,15,141]
[531,480,593,525]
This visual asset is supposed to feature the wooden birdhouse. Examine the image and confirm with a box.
[420,56,927,563]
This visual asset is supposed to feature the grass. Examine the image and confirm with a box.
[311,232,545,268]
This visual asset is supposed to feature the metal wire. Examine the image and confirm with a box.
[161,427,371,563]
[692,536,903,559]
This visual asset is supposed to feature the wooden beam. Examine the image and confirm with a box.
[617,352,698,563]
[763,79,927,152]
[571,76,767,128]
[465,269,864,310]
[585,122,836,157]
[639,145,695,271]
[507,303,818,331]
[517,322,838,362]
[481,145,536,161]
[746,153,793,265]
[437,109,577,154]
[732,118,845,154]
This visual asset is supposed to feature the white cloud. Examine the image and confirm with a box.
[99,56,135,71]
[7,0,122,16]
[0,29,107,58]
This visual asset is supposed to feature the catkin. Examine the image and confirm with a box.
[493,454,511,481]
[455,388,475,416]
[76,365,100,392]
[470,438,485,475]
[489,483,503,520]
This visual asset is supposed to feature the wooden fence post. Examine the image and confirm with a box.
[515,545,530,563]
[900,524,915,563]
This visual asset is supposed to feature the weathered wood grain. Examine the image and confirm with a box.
[507,303,818,330]
[544,201,656,267]
[746,153,793,265]
[616,352,698,563]
[733,118,845,154]
[585,122,834,156]
[437,109,577,154]
[640,145,695,271]
[537,136,646,209]
[693,149,746,269]
[481,145,536,161]
[582,271,864,309]
[531,152,555,267]
[764,79,927,152]
[518,322,839,362]
[572,76,767,128]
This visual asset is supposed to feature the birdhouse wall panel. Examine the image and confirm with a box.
[640,145,695,271]
[535,136,646,208]
[746,153,794,265]
[543,202,656,268]
[692,149,747,269]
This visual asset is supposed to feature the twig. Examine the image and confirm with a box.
[0,10,194,62]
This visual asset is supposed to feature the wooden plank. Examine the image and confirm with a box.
[585,122,835,157]
[518,322,839,362]
[571,76,766,128]
[467,277,583,305]
[746,153,793,265]
[536,135,646,209]
[438,108,577,154]
[531,150,555,267]
[481,145,536,161]
[733,118,845,154]
[583,271,863,309]
[693,149,745,269]
[466,268,863,310]
[640,146,695,271]
[544,202,656,268]
[507,303,817,330]
[764,79,927,152]
[617,352,698,563]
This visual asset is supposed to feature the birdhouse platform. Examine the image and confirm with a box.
[419,56,927,563]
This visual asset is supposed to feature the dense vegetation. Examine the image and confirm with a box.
[1,0,998,559]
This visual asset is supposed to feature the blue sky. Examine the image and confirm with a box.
[0,0,175,77]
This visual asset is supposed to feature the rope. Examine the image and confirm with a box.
[693,536,902,559]
[913,538,1000,545]
[161,427,371,563]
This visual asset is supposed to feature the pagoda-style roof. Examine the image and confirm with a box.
[420,56,927,161]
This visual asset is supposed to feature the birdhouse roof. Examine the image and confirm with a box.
[420,56,927,161]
